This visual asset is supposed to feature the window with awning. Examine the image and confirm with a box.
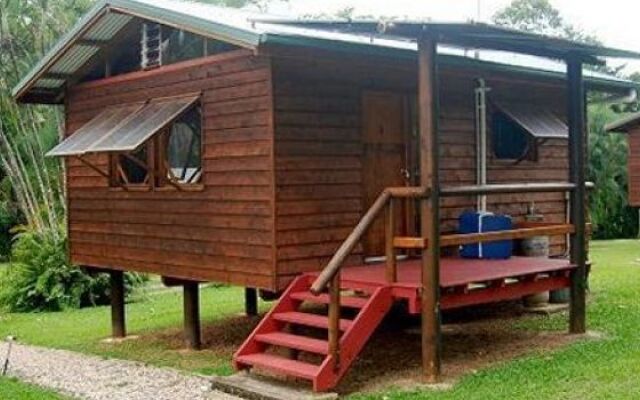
[48,94,200,157]
[491,102,568,162]
[49,94,202,189]
[493,102,569,140]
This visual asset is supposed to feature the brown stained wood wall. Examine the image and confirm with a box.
[271,50,569,285]
[65,50,278,289]
[628,129,640,206]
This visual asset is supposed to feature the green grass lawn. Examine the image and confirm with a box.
[353,240,640,399]
[0,284,267,376]
[0,377,69,399]
[0,240,639,399]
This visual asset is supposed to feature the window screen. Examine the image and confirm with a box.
[492,112,533,160]
[166,106,202,184]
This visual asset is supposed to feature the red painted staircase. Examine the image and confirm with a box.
[234,274,393,392]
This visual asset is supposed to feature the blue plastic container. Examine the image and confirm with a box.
[459,211,513,259]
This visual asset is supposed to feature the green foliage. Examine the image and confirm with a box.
[494,0,638,239]
[0,227,146,312]
[493,0,600,45]
[588,105,638,238]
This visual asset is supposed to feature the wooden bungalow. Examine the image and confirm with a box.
[606,113,640,207]
[13,0,640,392]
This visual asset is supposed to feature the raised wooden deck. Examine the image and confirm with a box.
[309,256,575,313]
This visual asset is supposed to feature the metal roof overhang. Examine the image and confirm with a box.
[605,112,640,133]
[13,1,640,105]
[47,94,199,157]
[256,20,640,64]
[12,0,262,104]
[494,102,568,139]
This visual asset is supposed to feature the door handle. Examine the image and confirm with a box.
[400,168,411,180]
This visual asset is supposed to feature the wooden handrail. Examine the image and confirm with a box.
[441,224,574,247]
[392,224,577,249]
[440,182,590,196]
[310,190,392,295]
[386,186,431,198]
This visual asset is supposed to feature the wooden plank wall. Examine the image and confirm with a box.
[628,129,640,206]
[65,49,278,289]
[272,50,570,286]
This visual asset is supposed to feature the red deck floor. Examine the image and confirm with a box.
[338,256,575,288]
[308,257,576,312]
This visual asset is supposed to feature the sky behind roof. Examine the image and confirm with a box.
[268,0,640,74]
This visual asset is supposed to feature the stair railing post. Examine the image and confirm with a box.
[328,270,341,371]
[386,197,397,283]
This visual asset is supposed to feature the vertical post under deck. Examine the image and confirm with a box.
[184,282,202,350]
[418,35,441,382]
[245,288,258,317]
[567,57,587,334]
[110,270,126,339]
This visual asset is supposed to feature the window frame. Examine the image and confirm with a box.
[490,109,539,164]
[108,102,204,192]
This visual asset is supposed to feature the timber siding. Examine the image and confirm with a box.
[629,129,640,206]
[65,50,278,289]
[272,50,569,285]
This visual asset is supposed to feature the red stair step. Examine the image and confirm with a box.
[273,311,352,331]
[255,332,329,355]
[290,292,368,309]
[235,353,319,381]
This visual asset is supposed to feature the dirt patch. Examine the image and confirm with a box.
[336,301,580,394]
[123,302,586,396]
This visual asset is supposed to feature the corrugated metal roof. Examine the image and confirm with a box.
[255,20,640,61]
[13,0,640,103]
[84,12,133,41]
[49,44,100,75]
[605,112,640,133]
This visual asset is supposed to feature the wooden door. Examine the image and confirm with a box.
[362,91,410,258]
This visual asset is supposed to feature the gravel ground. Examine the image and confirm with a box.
[0,342,242,400]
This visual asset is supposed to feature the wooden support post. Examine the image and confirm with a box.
[386,198,397,283]
[110,270,126,338]
[184,282,202,350]
[418,34,442,382]
[328,271,341,371]
[245,287,258,317]
[567,57,587,334]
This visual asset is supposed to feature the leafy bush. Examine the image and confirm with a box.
[0,228,146,312]
[0,177,20,261]
[588,104,639,239]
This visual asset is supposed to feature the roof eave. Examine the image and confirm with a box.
[13,0,262,103]
[261,33,637,94]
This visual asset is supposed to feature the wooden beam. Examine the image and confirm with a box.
[76,156,109,179]
[385,198,397,283]
[394,236,426,249]
[244,288,258,317]
[418,34,441,383]
[110,270,126,338]
[441,224,574,247]
[328,271,341,371]
[567,57,587,334]
[393,224,578,249]
[184,282,201,350]
[310,190,391,294]
[440,182,577,196]
[386,186,430,198]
